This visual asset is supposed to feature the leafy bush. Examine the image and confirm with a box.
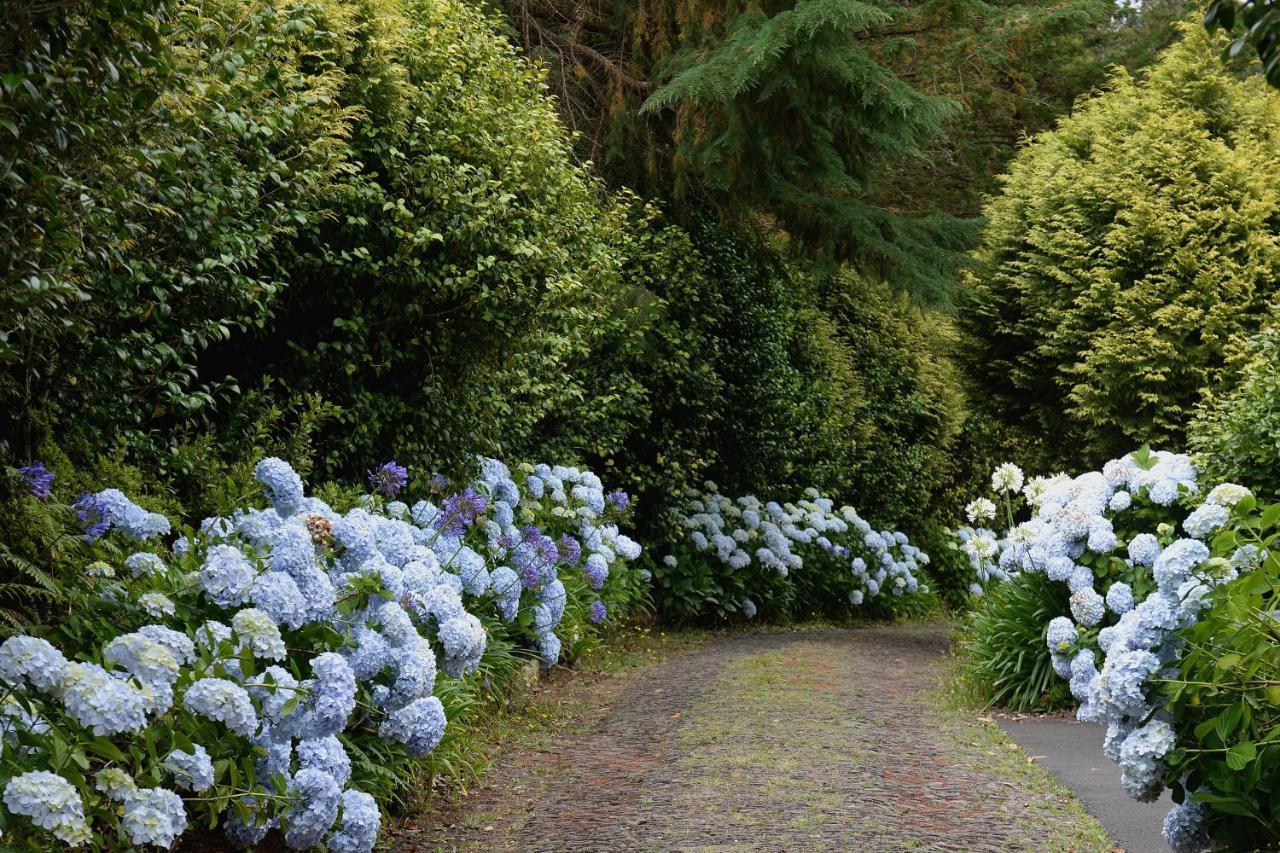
[0,0,357,459]
[653,483,930,622]
[962,24,1280,467]
[214,0,636,477]
[1161,537,1280,851]
[0,455,644,849]
[1189,321,1280,503]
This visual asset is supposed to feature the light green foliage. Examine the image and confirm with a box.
[963,25,1280,467]
[810,270,967,528]
[223,0,633,476]
[1190,321,1280,502]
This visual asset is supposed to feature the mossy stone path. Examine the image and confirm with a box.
[399,625,1111,851]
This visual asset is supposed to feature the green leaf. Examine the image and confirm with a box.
[1226,741,1258,771]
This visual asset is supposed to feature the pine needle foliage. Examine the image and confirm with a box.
[637,0,968,300]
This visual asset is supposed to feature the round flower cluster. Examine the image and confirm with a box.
[465,458,641,666]
[671,482,928,613]
[73,488,170,542]
[962,450,1255,850]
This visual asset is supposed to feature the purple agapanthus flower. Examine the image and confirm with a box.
[367,461,408,497]
[557,534,582,566]
[606,490,630,511]
[74,493,111,542]
[427,473,448,495]
[17,463,53,501]
[589,600,607,624]
[519,561,542,590]
[522,527,558,565]
[440,488,486,537]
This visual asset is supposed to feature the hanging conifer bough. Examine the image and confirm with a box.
[637,1,970,301]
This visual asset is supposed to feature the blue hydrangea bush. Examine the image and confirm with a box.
[957,448,1279,851]
[656,482,929,620]
[0,456,641,849]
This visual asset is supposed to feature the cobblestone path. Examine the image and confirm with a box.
[397,624,1111,852]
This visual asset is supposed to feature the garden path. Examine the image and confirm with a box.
[397,624,1111,852]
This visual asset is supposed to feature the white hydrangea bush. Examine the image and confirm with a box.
[955,448,1267,851]
[0,455,642,850]
[660,482,929,619]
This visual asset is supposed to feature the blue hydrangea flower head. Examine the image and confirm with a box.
[380,695,447,756]
[1162,799,1209,853]
[1127,533,1161,567]
[298,735,352,787]
[199,544,256,607]
[3,770,91,845]
[165,745,214,792]
[1069,587,1106,627]
[88,488,170,540]
[255,457,305,518]
[0,635,69,693]
[63,661,149,735]
[121,786,187,848]
[104,632,181,687]
[125,552,166,578]
[184,678,258,736]
[327,789,380,853]
[583,553,608,590]
[1105,582,1135,615]
[283,767,342,849]
[345,625,392,682]
[296,653,357,739]
[489,566,522,621]
[389,637,437,708]
[537,632,561,667]
[1046,616,1077,655]
[454,546,490,596]
[1153,539,1209,594]
[438,614,486,678]
[250,571,309,630]
[232,607,287,661]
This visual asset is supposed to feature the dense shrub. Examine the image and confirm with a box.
[962,24,1280,468]
[652,483,931,622]
[583,207,729,537]
[1189,319,1280,502]
[809,270,967,529]
[210,0,635,476]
